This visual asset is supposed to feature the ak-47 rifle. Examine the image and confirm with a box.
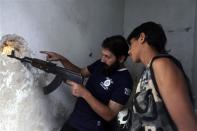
[8,51,84,95]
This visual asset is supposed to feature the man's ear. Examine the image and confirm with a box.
[119,56,126,63]
[139,32,146,44]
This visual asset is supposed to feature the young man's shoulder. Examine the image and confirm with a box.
[152,57,180,73]
[151,56,186,90]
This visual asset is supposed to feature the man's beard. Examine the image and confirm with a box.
[102,61,121,76]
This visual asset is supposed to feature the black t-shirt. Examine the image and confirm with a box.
[68,60,133,131]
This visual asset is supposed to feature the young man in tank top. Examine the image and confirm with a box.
[127,22,197,131]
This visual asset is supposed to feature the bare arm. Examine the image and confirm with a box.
[67,81,123,121]
[152,58,197,131]
[40,51,91,77]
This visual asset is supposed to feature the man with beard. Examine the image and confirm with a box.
[41,35,133,131]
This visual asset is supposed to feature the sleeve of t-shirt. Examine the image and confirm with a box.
[110,74,133,105]
[87,59,102,74]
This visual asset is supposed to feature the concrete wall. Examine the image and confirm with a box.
[0,0,125,119]
[0,0,124,66]
[193,1,197,107]
[124,0,197,102]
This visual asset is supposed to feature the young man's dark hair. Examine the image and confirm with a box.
[127,22,167,53]
[102,35,129,61]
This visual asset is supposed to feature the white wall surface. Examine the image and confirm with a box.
[0,0,124,66]
[193,0,197,107]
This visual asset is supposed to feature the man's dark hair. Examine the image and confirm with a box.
[127,22,167,53]
[102,35,129,61]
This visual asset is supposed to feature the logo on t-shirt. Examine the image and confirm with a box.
[124,88,131,95]
[100,77,113,90]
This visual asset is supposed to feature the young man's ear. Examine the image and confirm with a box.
[139,32,146,43]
